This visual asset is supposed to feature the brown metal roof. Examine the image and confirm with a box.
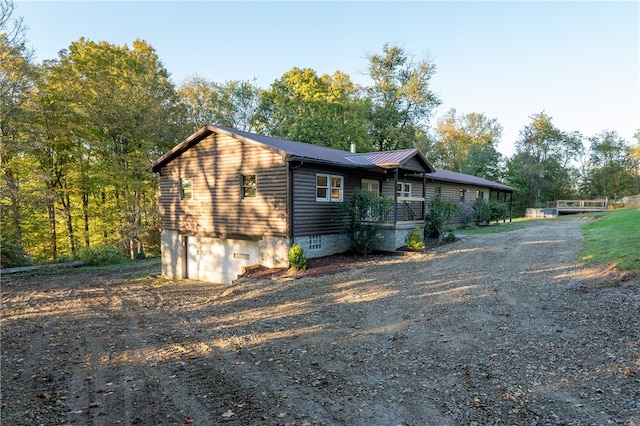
[428,169,516,192]
[148,126,513,192]
[149,125,435,173]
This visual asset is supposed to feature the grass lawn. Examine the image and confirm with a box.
[580,207,640,272]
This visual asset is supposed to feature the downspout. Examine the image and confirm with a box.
[286,161,293,244]
[422,172,427,221]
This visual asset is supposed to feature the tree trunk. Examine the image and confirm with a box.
[60,184,75,254]
[47,198,57,260]
[4,167,24,251]
[82,190,90,247]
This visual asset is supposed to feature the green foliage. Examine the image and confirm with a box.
[338,188,393,255]
[405,227,426,252]
[472,200,507,225]
[178,75,261,131]
[366,43,441,151]
[288,244,307,270]
[1,237,32,268]
[253,67,370,151]
[444,232,457,243]
[425,198,462,243]
[75,245,126,267]
[140,226,161,257]
[506,112,583,214]
[431,108,503,178]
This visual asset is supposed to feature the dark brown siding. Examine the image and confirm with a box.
[292,165,393,237]
[157,133,288,238]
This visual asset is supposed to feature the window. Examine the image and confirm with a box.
[242,175,257,198]
[436,186,442,198]
[180,178,193,200]
[361,179,380,194]
[459,188,466,202]
[397,182,412,201]
[476,190,484,201]
[316,174,343,202]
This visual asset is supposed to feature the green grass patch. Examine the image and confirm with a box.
[580,208,640,272]
[456,220,528,236]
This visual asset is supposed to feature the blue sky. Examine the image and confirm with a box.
[14,1,640,157]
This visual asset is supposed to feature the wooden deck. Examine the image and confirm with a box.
[554,199,608,214]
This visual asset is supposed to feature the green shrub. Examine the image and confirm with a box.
[472,200,507,225]
[75,245,127,266]
[0,238,32,268]
[405,227,426,252]
[425,198,462,243]
[337,188,394,255]
[288,244,307,270]
[445,232,457,243]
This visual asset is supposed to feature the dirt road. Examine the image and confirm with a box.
[2,218,639,425]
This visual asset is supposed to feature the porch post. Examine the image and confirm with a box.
[394,168,399,225]
[509,192,513,223]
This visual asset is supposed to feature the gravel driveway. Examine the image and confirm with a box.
[2,217,639,425]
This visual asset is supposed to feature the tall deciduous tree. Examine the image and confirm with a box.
[254,67,370,151]
[430,108,504,180]
[582,130,636,200]
[365,43,440,151]
[0,0,37,265]
[178,74,261,132]
[506,112,583,213]
[34,38,184,259]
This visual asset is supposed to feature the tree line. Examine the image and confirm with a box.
[1,0,639,267]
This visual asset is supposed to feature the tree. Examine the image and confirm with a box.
[506,112,583,213]
[253,67,370,151]
[582,130,636,200]
[365,43,440,151]
[430,109,504,180]
[29,38,184,259]
[178,75,261,132]
[0,0,37,265]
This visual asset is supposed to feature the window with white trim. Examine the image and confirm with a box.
[396,182,412,202]
[476,190,484,201]
[316,173,343,202]
[180,178,193,200]
[361,179,380,194]
[459,188,466,202]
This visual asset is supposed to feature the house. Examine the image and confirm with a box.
[149,125,515,284]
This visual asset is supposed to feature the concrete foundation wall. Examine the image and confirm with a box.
[161,230,288,284]
[161,230,183,280]
[378,223,425,252]
[162,225,417,284]
[294,233,350,259]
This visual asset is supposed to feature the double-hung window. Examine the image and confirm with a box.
[316,174,343,202]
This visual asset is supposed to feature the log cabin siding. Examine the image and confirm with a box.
[427,181,492,222]
[291,166,395,237]
[157,133,288,238]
